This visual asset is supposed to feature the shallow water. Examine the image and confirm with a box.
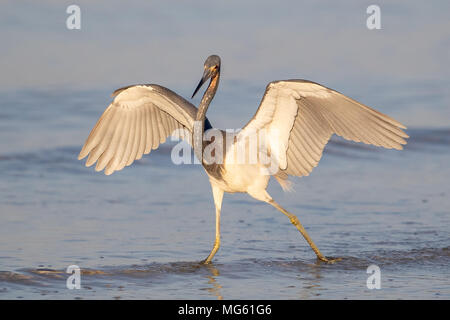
[0,88,449,299]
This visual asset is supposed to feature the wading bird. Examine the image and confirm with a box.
[78,55,408,263]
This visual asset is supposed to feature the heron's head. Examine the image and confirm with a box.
[192,55,221,98]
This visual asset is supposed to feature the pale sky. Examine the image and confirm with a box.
[0,0,449,127]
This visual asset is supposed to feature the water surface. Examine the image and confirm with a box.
[0,88,449,299]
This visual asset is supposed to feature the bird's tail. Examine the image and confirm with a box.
[274,171,294,192]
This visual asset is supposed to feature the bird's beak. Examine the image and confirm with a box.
[192,67,212,99]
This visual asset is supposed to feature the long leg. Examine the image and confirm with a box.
[203,184,224,264]
[268,199,332,262]
[247,189,339,263]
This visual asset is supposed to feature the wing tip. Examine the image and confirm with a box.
[401,130,409,139]
[78,148,89,160]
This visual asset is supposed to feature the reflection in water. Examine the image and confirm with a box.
[298,262,324,299]
[204,264,223,300]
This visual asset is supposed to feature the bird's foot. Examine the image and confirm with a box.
[201,258,211,265]
[201,255,216,265]
[317,256,342,264]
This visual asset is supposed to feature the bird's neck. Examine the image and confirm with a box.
[196,73,219,123]
[193,73,219,163]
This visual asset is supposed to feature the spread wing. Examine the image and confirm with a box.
[78,84,211,175]
[239,80,408,178]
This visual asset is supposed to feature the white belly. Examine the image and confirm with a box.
[208,162,270,194]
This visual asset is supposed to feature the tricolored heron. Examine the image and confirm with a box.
[78,55,408,263]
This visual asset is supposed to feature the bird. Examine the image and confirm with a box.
[78,54,408,264]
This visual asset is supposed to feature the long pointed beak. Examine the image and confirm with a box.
[191,68,211,99]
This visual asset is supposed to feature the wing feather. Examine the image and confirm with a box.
[127,106,143,166]
[136,107,147,160]
[143,105,153,154]
[155,109,167,144]
[296,118,324,156]
[161,110,171,136]
[288,140,312,175]
[117,107,137,171]
[150,105,160,150]
[105,110,131,175]
[78,105,115,160]
[240,80,408,180]
[85,107,122,167]
[78,84,209,175]
[95,108,126,172]
[290,127,318,168]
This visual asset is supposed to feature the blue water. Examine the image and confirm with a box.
[0,86,449,299]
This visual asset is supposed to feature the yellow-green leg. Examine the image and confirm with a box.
[203,185,224,264]
[268,200,341,263]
